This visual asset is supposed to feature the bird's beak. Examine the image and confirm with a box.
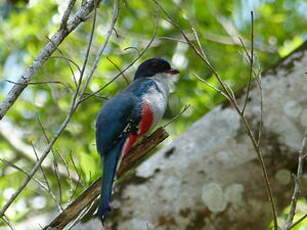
[165,68,180,75]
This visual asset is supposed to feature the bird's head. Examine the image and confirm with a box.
[134,58,179,80]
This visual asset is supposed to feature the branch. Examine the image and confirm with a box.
[241,11,254,114]
[0,0,97,120]
[0,216,15,230]
[60,0,77,29]
[43,127,169,230]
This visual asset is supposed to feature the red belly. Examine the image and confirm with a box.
[121,103,154,157]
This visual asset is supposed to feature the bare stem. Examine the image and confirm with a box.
[242,11,254,114]
[286,129,307,229]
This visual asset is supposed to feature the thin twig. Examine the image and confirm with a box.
[5,79,67,87]
[53,156,64,211]
[238,37,251,60]
[159,36,188,44]
[83,92,109,100]
[46,34,82,88]
[286,129,307,229]
[56,150,72,186]
[32,144,63,208]
[0,158,48,192]
[238,38,264,146]
[69,152,83,200]
[123,46,141,55]
[192,28,210,65]
[242,11,254,115]
[255,68,263,146]
[193,73,228,98]
[50,55,81,85]
[106,56,130,85]
[77,0,120,102]
[73,0,98,105]
[0,157,62,208]
[153,0,228,95]
[238,37,261,80]
[1,216,15,230]
[288,212,307,229]
[31,143,51,192]
[163,105,191,127]
[0,104,76,217]
[0,126,78,183]
[37,116,51,142]
[67,201,95,230]
[36,117,56,197]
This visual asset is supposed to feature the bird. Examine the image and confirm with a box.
[95,58,179,221]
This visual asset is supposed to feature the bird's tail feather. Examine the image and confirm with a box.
[97,138,125,221]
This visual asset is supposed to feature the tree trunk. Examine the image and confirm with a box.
[80,42,307,230]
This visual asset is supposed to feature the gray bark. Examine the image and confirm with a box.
[95,42,307,230]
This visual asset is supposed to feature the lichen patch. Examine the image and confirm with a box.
[201,183,227,213]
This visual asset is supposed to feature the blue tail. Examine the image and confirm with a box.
[97,138,125,221]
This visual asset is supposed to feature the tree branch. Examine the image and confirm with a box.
[0,0,97,120]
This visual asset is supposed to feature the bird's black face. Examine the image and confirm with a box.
[134,58,179,79]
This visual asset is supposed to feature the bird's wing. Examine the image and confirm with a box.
[96,93,142,219]
[95,93,141,155]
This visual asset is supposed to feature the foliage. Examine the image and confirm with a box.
[0,0,306,228]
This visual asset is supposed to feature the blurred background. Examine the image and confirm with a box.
[0,0,306,229]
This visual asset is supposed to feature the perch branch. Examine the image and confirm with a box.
[43,127,169,230]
